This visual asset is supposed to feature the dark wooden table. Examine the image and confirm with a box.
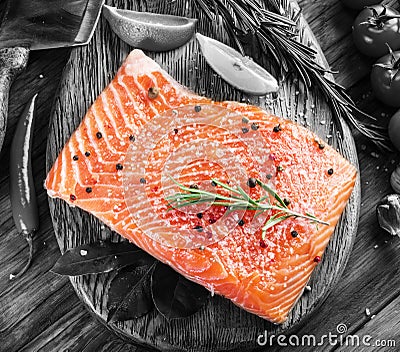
[1,1,400,351]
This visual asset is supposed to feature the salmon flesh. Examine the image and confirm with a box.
[45,50,357,323]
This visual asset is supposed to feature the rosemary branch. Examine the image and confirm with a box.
[166,177,329,239]
[190,0,391,150]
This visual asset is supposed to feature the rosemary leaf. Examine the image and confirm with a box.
[262,214,291,238]
[256,179,287,209]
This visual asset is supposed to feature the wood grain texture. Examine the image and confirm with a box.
[0,0,400,352]
[44,0,360,351]
[2,0,400,351]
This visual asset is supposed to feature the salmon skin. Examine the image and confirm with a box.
[45,49,357,324]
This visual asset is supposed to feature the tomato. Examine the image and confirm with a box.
[352,5,400,57]
[388,109,400,152]
[371,49,400,107]
[341,0,382,10]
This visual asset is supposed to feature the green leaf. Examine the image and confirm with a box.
[210,178,242,196]
[256,179,288,208]
[262,214,292,233]
[51,242,154,276]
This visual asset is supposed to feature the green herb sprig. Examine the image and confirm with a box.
[166,177,329,239]
[189,0,390,150]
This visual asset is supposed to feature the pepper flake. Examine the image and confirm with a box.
[273,124,281,132]
[148,87,159,99]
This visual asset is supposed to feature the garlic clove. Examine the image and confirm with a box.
[376,194,400,237]
[390,165,400,194]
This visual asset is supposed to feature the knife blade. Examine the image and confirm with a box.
[0,0,104,154]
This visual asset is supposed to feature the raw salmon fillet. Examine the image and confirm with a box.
[45,49,357,323]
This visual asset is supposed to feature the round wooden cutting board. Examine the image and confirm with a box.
[46,0,361,351]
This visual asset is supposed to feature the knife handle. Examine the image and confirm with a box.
[0,47,30,154]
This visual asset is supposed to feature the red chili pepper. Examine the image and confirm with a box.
[9,94,39,280]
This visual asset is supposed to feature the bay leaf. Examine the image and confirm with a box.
[107,263,156,322]
[151,262,209,320]
[51,241,154,276]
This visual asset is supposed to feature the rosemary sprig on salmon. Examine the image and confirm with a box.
[166,176,329,239]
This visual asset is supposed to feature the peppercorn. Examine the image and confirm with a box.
[238,219,245,226]
[194,225,203,232]
[194,105,202,112]
[313,256,321,263]
[211,180,217,187]
[291,230,298,238]
[116,163,123,170]
[148,87,159,99]
[140,178,146,184]
[283,198,290,206]
[251,122,259,131]
[84,151,91,157]
[259,239,267,248]
[73,155,79,161]
[96,132,102,139]
[273,124,281,132]
[247,177,257,188]
[327,168,334,175]
[70,194,76,201]
[129,135,135,142]
[242,117,249,124]
[197,213,203,219]
[190,184,199,189]
[242,127,249,134]
[266,174,273,180]
[277,165,284,172]
[86,187,92,193]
